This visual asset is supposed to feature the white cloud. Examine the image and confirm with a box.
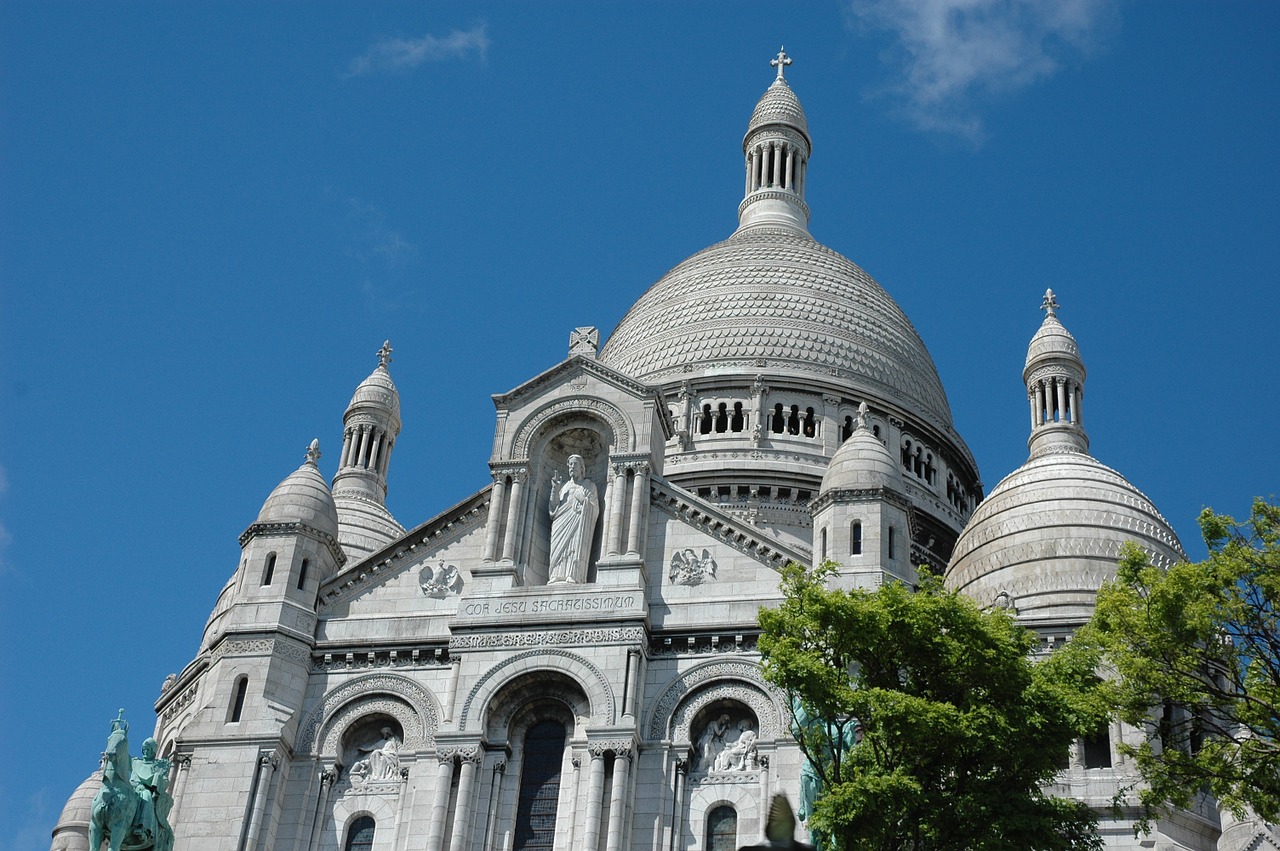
[348,24,490,77]
[342,198,422,316]
[850,0,1118,140]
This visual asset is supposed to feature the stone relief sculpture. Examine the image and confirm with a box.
[419,562,462,598]
[669,547,717,586]
[547,454,599,584]
[90,711,174,851]
[696,713,759,773]
[349,726,401,784]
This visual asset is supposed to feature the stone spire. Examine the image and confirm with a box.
[738,48,812,233]
[1024,289,1089,457]
[331,342,405,561]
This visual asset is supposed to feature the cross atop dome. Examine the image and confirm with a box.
[377,340,393,368]
[771,47,792,81]
[1041,288,1060,318]
[306,438,322,465]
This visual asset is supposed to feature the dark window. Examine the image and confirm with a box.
[851,521,862,556]
[771,403,785,433]
[887,526,896,560]
[715,402,728,433]
[841,416,853,442]
[513,721,567,851]
[229,677,249,723]
[700,404,713,435]
[1084,728,1112,769]
[296,558,309,590]
[344,816,375,851]
[730,402,745,432]
[820,528,827,560]
[787,405,800,435]
[707,805,737,851]
[803,407,816,437]
[261,553,276,586]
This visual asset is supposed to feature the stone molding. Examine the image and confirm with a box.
[587,739,635,758]
[319,491,488,608]
[646,659,783,742]
[670,680,783,745]
[239,520,348,567]
[650,479,808,570]
[449,626,645,651]
[511,395,633,458]
[210,635,310,665]
[298,672,440,755]
[457,648,615,731]
[311,645,450,672]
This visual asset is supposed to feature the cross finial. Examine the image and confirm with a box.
[377,340,393,368]
[1041,288,1060,318]
[771,47,792,81]
[305,438,322,465]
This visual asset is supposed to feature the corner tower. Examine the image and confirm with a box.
[600,52,981,567]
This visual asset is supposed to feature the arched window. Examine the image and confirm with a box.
[513,720,567,851]
[841,415,853,442]
[802,407,816,437]
[296,558,309,590]
[730,402,745,432]
[229,676,249,723]
[819,528,827,561]
[344,816,376,851]
[771,403,785,433]
[706,805,737,851]
[1083,727,1111,769]
[700,404,713,435]
[261,553,276,586]
[850,521,862,556]
[715,402,728,433]
[887,526,896,560]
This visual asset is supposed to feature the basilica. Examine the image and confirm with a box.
[51,55,1274,851]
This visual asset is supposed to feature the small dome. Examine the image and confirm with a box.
[745,77,809,146]
[52,769,102,848]
[946,449,1184,621]
[350,365,400,420]
[821,411,903,494]
[333,494,405,562]
[1024,290,1083,376]
[256,440,340,539]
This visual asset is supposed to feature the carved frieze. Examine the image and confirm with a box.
[449,626,645,650]
[511,396,632,458]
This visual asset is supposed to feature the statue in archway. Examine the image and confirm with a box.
[547,454,599,583]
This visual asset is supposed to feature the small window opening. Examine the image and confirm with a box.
[229,676,249,723]
[901,441,912,468]
[715,402,728,433]
[803,407,816,437]
[771,403,785,433]
[787,405,801,435]
[261,553,276,586]
[700,404,713,435]
[345,816,376,851]
[296,558,309,591]
[1083,728,1112,769]
[851,521,862,556]
[706,805,737,851]
[887,526,896,560]
[820,528,828,560]
[731,402,745,432]
[872,424,881,438]
[841,416,853,442]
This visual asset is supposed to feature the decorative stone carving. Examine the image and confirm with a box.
[548,454,600,584]
[694,713,758,773]
[512,397,631,458]
[568,326,600,358]
[449,626,645,650]
[669,547,717,586]
[458,648,615,730]
[419,563,462,598]
[299,673,440,755]
[349,726,401,784]
[648,661,785,742]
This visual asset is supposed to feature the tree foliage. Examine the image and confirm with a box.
[759,564,1108,851]
[1084,498,1280,822]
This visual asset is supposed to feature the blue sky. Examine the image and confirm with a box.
[1,2,1277,846]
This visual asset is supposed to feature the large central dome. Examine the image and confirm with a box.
[599,226,954,430]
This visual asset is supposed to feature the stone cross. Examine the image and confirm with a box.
[568,326,600,359]
[377,340,394,368]
[772,48,792,81]
[1041,289,1060,318]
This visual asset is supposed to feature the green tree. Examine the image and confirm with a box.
[1085,498,1280,822]
[759,564,1108,851]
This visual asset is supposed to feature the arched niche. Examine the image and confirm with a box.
[526,420,613,585]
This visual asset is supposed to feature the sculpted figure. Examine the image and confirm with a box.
[352,727,401,782]
[714,722,759,771]
[132,737,175,851]
[697,712,732,770]
[547,455,599,584]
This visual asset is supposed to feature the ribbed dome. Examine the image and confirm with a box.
[1025,314,1081,372]
[256,442,340,539]
[746,77,809,144]
[51,769,101,850]
[350,364,400,421]
[821,419,903,494]
[945,448,1185,621]
[599,227,955,428]
[333,495,405,562]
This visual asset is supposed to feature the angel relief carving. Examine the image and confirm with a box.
[419,563,462,598]
[669,547,717,586]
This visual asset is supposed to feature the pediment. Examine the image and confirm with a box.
[493,354,669,425]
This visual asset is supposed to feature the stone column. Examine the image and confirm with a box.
[772,145,783,189]
[784,147,795,190]
[582,746,607,851]
[368,428,383,472]
[564,756,581,851]
[426,754,457,851]
[1028,392,1039,431]
[449,751,482,851]
[621,649,641,721]
[606,464,627,557]
[243,751,278,851]
[669,758,687,851]
[168,754,192,822]
[483,474,507,562]
[355,426,371,468]
[604,745,633,851]
[625,464,648,556]
[501,469,526,562]
[1074,385,1083,426]
[1055,378,1067,423]
[481,760,506,851]
[305,768,336,851]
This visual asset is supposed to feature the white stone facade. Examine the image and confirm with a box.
[52,58,1276,851]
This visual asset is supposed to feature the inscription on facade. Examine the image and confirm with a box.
[461,593,638,617]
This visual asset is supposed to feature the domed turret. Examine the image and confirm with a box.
[947,292,1184,622]
[255,438,340,540]
[821,403,904,494]
[50,770,101,851]
[332,341,405,561]
[600,52,979,559]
